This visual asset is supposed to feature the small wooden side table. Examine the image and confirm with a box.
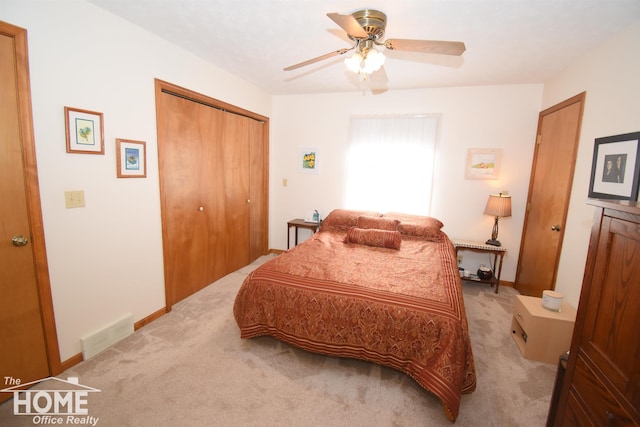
[287,218,319,249]
[452,239,506,293]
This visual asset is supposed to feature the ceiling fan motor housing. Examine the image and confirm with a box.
[351,9,387,41]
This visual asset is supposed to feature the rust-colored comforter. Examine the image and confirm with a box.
[233,212,476,422]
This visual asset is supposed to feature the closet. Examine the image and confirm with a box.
[155,80,268,308]
[550,199,640,426]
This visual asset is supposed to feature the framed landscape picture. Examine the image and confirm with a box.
[465,148,502,180]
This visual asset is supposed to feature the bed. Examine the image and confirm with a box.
[233,209,476,422]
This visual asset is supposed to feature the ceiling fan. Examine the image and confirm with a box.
[283,9,466,77]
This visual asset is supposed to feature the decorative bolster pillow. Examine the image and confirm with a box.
[344,227,402,250]
[357,215,400,231]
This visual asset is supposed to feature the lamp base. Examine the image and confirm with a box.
[485,239,502,247]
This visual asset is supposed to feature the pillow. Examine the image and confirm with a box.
[383,212,444,230]
[319,209,382,232]
[397,224,444,242]
[357,216,400,231]
[344,227,402,250]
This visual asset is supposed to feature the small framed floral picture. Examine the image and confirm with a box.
[300,147,319,174]
[116,139,146,178]
[65,106,104,154]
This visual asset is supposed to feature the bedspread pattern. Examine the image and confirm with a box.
[233,229,476,421]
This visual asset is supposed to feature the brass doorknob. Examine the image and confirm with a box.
[551,225,561,232]
[12,235,28,246]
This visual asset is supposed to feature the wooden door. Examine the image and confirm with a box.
[156,80,268,308]
[515,93,585,297]
[0,22,60,402]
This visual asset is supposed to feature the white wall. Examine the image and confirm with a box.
[2,0,272,361]
[542,19,640,308]
[271,85,544,281]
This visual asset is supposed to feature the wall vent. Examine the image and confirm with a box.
[80,313,134,360]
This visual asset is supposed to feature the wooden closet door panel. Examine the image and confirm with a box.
[249,119,267,262]
[208,112,250,278]
[581,216,640,407]
[158,92,223,304]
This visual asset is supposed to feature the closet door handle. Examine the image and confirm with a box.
[198,206,204,212]
[551,225,561,232]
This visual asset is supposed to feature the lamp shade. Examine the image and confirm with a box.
[484,193,512,218]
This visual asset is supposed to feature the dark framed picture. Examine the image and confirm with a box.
[588,131,640,200]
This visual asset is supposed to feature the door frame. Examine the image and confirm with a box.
[1,21,61,374]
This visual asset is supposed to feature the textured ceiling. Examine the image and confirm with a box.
[87,0,640,95]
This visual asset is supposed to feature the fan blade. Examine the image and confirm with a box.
[283,48,352,71]
[384,39,466,56]
[327,12,369,38]
[369,66,388,94]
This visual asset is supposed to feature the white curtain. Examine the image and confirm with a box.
[344,115,439,214]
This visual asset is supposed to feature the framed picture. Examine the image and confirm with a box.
[588,131,640,200]
[465,148,502,180]
[65,107,104,154]
[300,147,319,174]
[116,139,146,178]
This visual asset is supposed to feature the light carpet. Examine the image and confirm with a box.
[0,254,558,426]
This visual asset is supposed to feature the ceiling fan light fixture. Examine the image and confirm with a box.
[362,48,385,74]
[344,52,364,73]
[344,47,385,76]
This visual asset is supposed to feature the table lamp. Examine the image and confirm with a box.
[484,193,512,247]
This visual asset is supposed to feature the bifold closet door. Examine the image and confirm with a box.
[158,92,250,307]
[248,118,267,262]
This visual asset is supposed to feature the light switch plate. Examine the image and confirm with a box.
[65,190,85,208]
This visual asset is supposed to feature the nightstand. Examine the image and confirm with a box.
[452,239,506,293]
[287,218,319,249]
[511,295,576,364]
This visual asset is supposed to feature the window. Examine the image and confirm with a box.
[344,115,439,214]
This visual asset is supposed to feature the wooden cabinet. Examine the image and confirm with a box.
[551,199,640,426]
[511,295,576,364]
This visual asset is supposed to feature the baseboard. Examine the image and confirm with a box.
[60,352,83,372]
[269,248,285,255]
[134,307,168,330]
[60,306,168,371]
[500,280,515,289]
